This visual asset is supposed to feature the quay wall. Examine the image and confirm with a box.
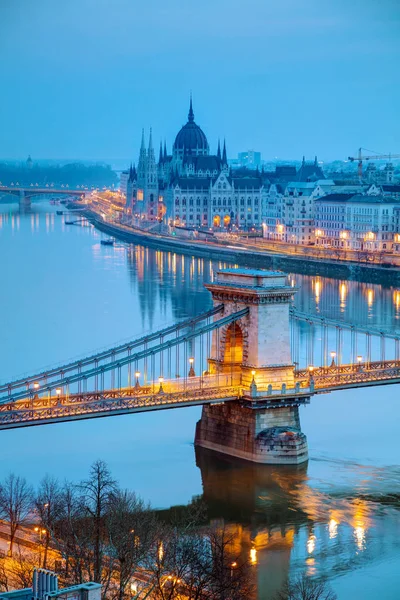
[85,212,400,285]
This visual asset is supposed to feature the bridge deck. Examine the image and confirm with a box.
[1,360,400,430]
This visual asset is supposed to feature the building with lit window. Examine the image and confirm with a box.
[314,193,400,252]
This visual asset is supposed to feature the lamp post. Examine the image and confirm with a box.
[250,370,257,398]
[188,358,195,378]
[158,377,164,394]
[135,371,141,389]
[308,365,314,388]
[55,388,61,402]
[357,355,363,372]
[33,381,40,399]
[330,351,336,368]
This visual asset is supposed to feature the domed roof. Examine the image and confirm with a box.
[173,98,209,155]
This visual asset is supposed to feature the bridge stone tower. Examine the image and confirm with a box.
[195,269,309,465]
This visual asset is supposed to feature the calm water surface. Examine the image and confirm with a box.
[0,203,400,599]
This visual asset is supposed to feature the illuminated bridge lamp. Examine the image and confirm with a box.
[33,381,40,390]
[188,357,196,378]
[135,371,141,388]
[55,388,61,398]
[251,370,256,383]
[158,377,164,394]
[330,351,336,367]
[357,355,363,370]
[308,366,314,382]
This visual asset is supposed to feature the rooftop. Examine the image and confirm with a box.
[316,193,399,204]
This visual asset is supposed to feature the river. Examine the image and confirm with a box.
[0,203,399,599]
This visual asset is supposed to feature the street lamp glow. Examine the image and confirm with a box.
[55,388,61,396]
[189,357,194,365]
[357,355,363,364]
[33,381,40,390]
[158,377,164,384]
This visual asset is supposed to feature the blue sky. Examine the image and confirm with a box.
[0,0,399,162]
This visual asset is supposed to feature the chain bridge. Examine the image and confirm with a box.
[1,268,399,465]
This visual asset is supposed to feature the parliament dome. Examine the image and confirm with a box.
[173,98,209,157]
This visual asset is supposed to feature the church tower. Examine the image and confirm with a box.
[136,128,159,219]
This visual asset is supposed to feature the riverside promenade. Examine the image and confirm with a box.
[84,209,400,285]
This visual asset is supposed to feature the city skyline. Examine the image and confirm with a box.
[0,0,399,161]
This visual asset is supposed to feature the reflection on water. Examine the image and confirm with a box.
[1,203,400,598]
[196,448,400,600]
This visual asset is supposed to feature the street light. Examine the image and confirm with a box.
[188,358,195,378]
[357,355,363,371]
[135,371,141,389]
[330,351,336,367]
[55,388,61,399]
[158,377,164,394]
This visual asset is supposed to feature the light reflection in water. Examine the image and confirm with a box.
[366,288,374,308]
[339,282,347,312]
[328,518,339,539]
[307,534,316,554]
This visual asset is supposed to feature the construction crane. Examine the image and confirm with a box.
[348,147,400,180]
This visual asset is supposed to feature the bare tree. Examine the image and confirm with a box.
[35,475,64,568]
[207,526,254,600]
[53,481,90,587]
[0,474,34,556]
[275,575,337,600]
[7,548,39,590]
[79,460,117,585]
[145,522,254,600]
[0,558,9,592]
[107,490,157,600]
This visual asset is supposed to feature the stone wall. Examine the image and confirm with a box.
[195,402,308,465]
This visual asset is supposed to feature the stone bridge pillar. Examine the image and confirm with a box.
[19,190,31,207]
[195,269,309,465]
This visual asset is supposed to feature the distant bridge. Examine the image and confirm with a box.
[0,185,87,206]
[1,269,399,465]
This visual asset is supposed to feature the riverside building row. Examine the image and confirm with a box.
[121,97,400,252]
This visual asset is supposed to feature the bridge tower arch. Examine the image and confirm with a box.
[195,269,309,465]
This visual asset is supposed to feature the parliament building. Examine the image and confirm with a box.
[124,97,324,230]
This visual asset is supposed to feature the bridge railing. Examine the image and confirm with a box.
[0,305,225,399]
[0,306,249,405]
[290,309,400,370]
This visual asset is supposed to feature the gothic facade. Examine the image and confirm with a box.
[125,98,264,229]
[124,99,327,231]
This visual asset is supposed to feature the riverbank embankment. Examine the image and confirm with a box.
[85,211,400,285]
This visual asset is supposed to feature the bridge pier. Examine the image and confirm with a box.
[195,269,309,465]
[195,402,308,464]
[19,190,31,207]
